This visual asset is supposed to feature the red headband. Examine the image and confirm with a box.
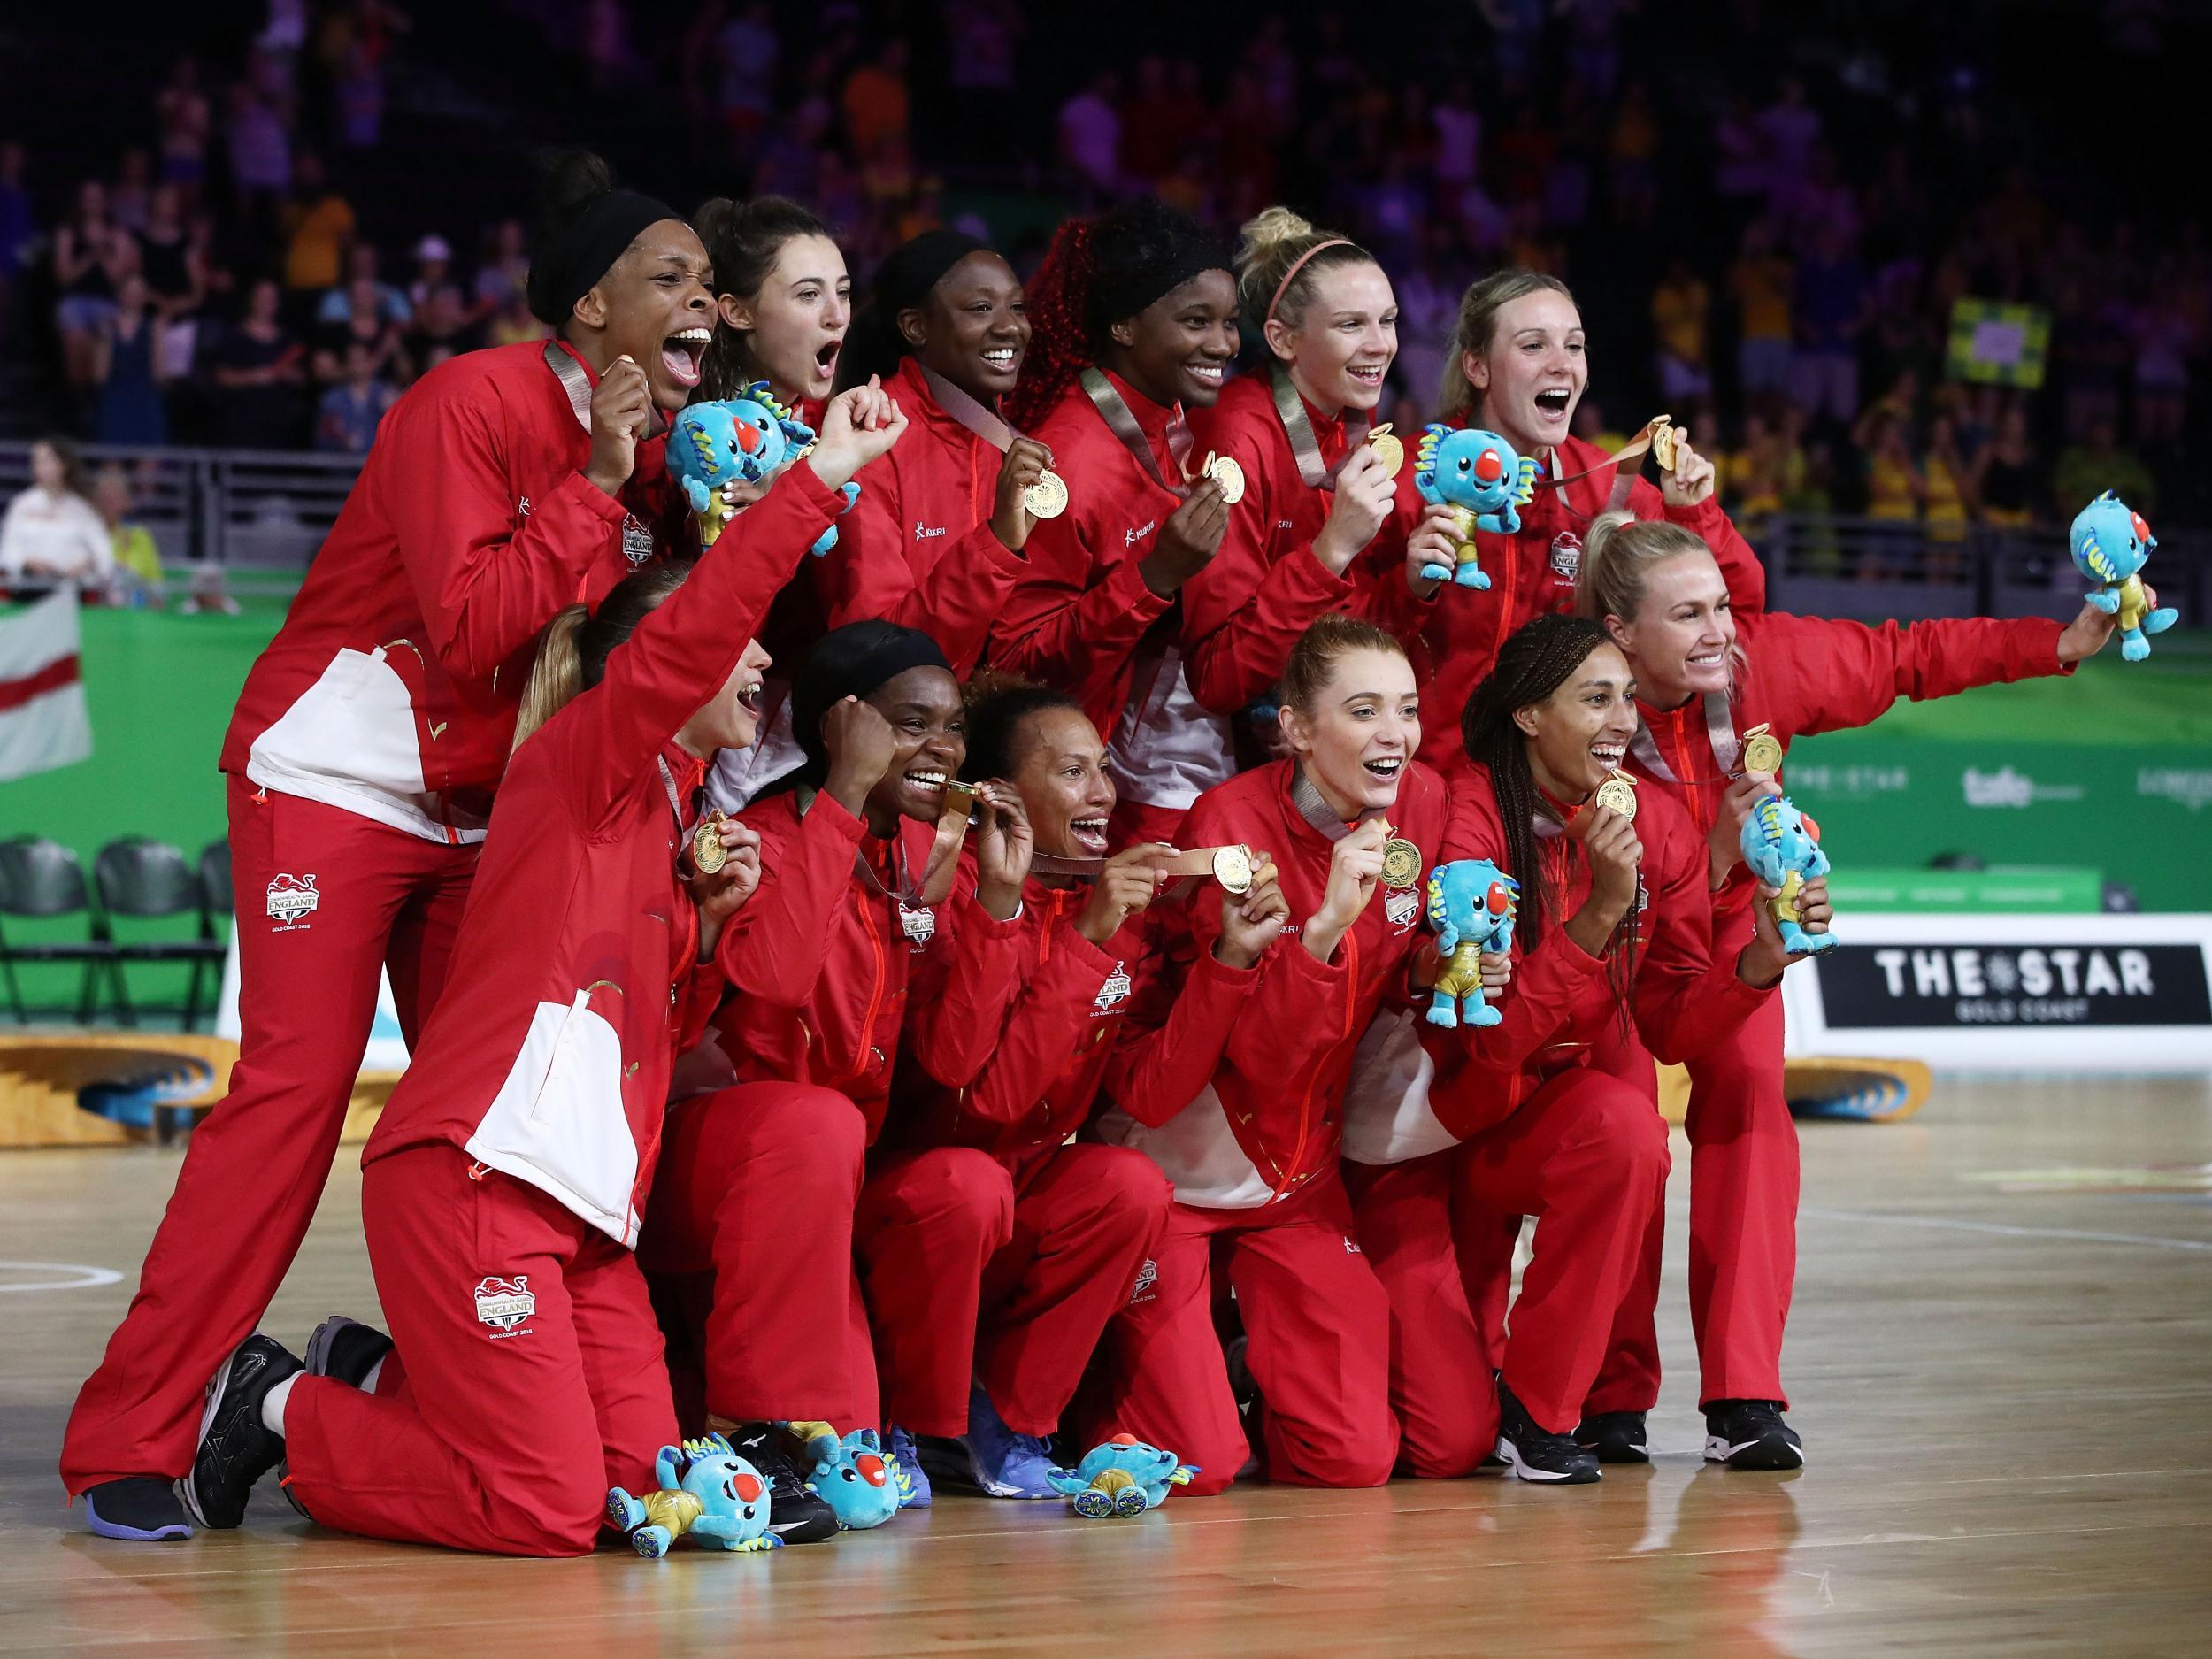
[1266,238,1355,327]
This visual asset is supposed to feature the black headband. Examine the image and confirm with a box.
[793,623,953,780]
[526,189,684,326]
[1094,229,1233,330]
[874,229,991,317]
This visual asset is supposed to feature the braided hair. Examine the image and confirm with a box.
[1006,199,1230,430]
[1459,613,1640,1015]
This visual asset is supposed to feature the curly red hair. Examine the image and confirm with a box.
[1006,218,1098,431]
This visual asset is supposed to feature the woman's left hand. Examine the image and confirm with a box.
[1662,427,1717,509]
[1741,874,1832,986]
[683,820,764,956]
[2058,582,2157,663]
[972,781,1034,918]
[1404,503,1457,598]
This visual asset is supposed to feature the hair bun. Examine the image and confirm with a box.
[1234,206,1317,275]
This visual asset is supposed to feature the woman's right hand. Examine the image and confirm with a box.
[1706,771,1777,888]
[1077,843,1174,946]
[822,695,899,818]
[1313,446,1397,574]
[808,377,908,489]
[988,437,1056,552]
[1216,854,1288,968]
[1403,503,1457,598]
[585,354,653,496]
[1140,476,1230,596]
[1565,804,1644,954]
[1304,822,1386,962]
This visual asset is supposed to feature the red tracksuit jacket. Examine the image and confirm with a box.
[1179,374,1412,713]
[1631,610,2069,914]
[715,795,1027,1145]
[807,357,1028,674]
[1096,757,1450,1207]
[1403,764,1771,1141]
[222,340,685,842]
[1375,431,1765,759]
[359,466,839,1244]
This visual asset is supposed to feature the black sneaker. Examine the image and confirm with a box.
[184,1335,303,1529]
[83,1476,193,1541]
[304,1315,394,1390]
[722,1421,840,1543]
[1575,1410,1650,1464]
[1495,1382,1600,1485]
[1703,1400,1804,1470]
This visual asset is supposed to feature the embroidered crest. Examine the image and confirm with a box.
[1385,886,1421,931]
[1548,531,1583,580]
[621,511,654,567]
[265,873,319,928]
[473,1274,536,1338]
[1094,961,1133,1013]
[898,901,937,947]
[1129,1258,1159,1303]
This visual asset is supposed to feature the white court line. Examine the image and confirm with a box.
[0,1261,124,1293]
[1801,1207,2212,1254]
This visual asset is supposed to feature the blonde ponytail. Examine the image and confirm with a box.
[1233,205,1371,336]
[511,604,590,750]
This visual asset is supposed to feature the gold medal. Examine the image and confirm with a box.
[1201,451,1246,505]
[691,811,729,875]
[1594,772,1639,821]
[1211,844,1256,896]
[1367,423,1405,478]
[1022,468,1069,520]
[1649,417,1678,473]
[1741,724,1785,775]
[1380,836,1423,890]
[939,780,979,825]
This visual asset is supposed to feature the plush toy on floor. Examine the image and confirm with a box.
[1411,425,1540,589]
[1425,858,1519,1028]
[606,1433,782,1557]
[1740,794,1835,956]
[2070,491,2177,661]
[671,382,859,554]
[784,1421,900,1531]
[1046,1435,1199,1517]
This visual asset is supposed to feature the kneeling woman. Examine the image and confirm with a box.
[1340,614,1821,1486]
[872,679,1199,1498]
[1092,615,1447,1493]
[181,389,896,1555]
[641,621,1037,1525]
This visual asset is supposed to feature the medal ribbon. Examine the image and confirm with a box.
[1542,415,1675,513]
[1269,363,1370,492]
[1627,692,1741,785]
[1080,368,1192,497]
[1029,850,1104,879]
[543,340,665,439]
[920,365,1029,455]
[1287,764,1384,840]
[796,781,969,908]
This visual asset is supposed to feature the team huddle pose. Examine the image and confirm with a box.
[61,153,2140,1551]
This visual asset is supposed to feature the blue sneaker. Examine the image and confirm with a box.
[887,1425,932,1509]
[963,1382,1057,1498]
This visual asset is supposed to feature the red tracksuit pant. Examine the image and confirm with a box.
[1353,1066,1672,1467]
[645,1087,1171,1439]
[1090,1172,1395,1496]
[61,777,475,1494]
[282,1145,676,1556]
[859,1141,1173,1437]
[1585,908,1797,1413]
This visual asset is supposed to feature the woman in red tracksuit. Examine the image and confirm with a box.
[1378,268,1765,748]
[1341,612,1820,1484]
[175,393,889,1555]
[872,679,1186,1499]
[991,199,1241,847]
[1177,208,1409,720]
[64,157,716,1542]
[1091,615,1446,1494]
[1568,512,2127,1471]
[641,621,1037,1519]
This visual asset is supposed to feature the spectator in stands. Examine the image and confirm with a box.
[708,1,780,151]
[470,217,528,321]
[407,234,452,311]
[315,339,396,453]
[312,275,405,385]
[1860,410,1925,577]
[842,41,911,160]
[2052,416,2156,520]
[1058,71,1123,204]
[53,180,138,396]
[91,465,163,595]
[1607,80,1661,227]
[157,56,213,199]
[315,242,409,325]
[1728,219,1794,398]
[2133,273,2194,443]
[280,151,355,296]
[1755,75,1822,203]
[1923,411,1972,576]
[1718,408,1793,529]
[0,437,112,585]
[1710,92,1765,207]
[399,282,478,378]
[485,284,549,349]
[1790,222,1866,426]
[0,142,33,305]
[1650,258,1712,406]
[942,0,1024,164]
[91,274,169,446]
[211,277,307,448]
[1969,401,2037,527]
[224,76,293,220]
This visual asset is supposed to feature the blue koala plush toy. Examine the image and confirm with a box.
[782,1421,900,1531]
[605,1432,780,1557]
[1045,1435,1199,1518]
[670,381,858,556]
[2069,490,2177,661]
[1425,858,1519,1028]
[1740,793,1834,956]
[1411,425,1541,589]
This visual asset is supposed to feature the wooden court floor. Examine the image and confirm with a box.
[3,1077,2208,1658]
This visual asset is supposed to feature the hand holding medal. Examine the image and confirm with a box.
[992,435,1064,550]
[1655,418,1717,509]
[680,815,764,950]
[1076,843,1179,946]
[1216,850,1288,968]
[968,780,1034,919]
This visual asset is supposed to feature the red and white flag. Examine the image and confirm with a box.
[0,588,93,781]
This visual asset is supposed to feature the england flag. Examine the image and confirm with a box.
[0,588,92,782]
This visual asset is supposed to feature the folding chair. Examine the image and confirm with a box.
[91,838,227,1030]
[0,837,113,1025]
